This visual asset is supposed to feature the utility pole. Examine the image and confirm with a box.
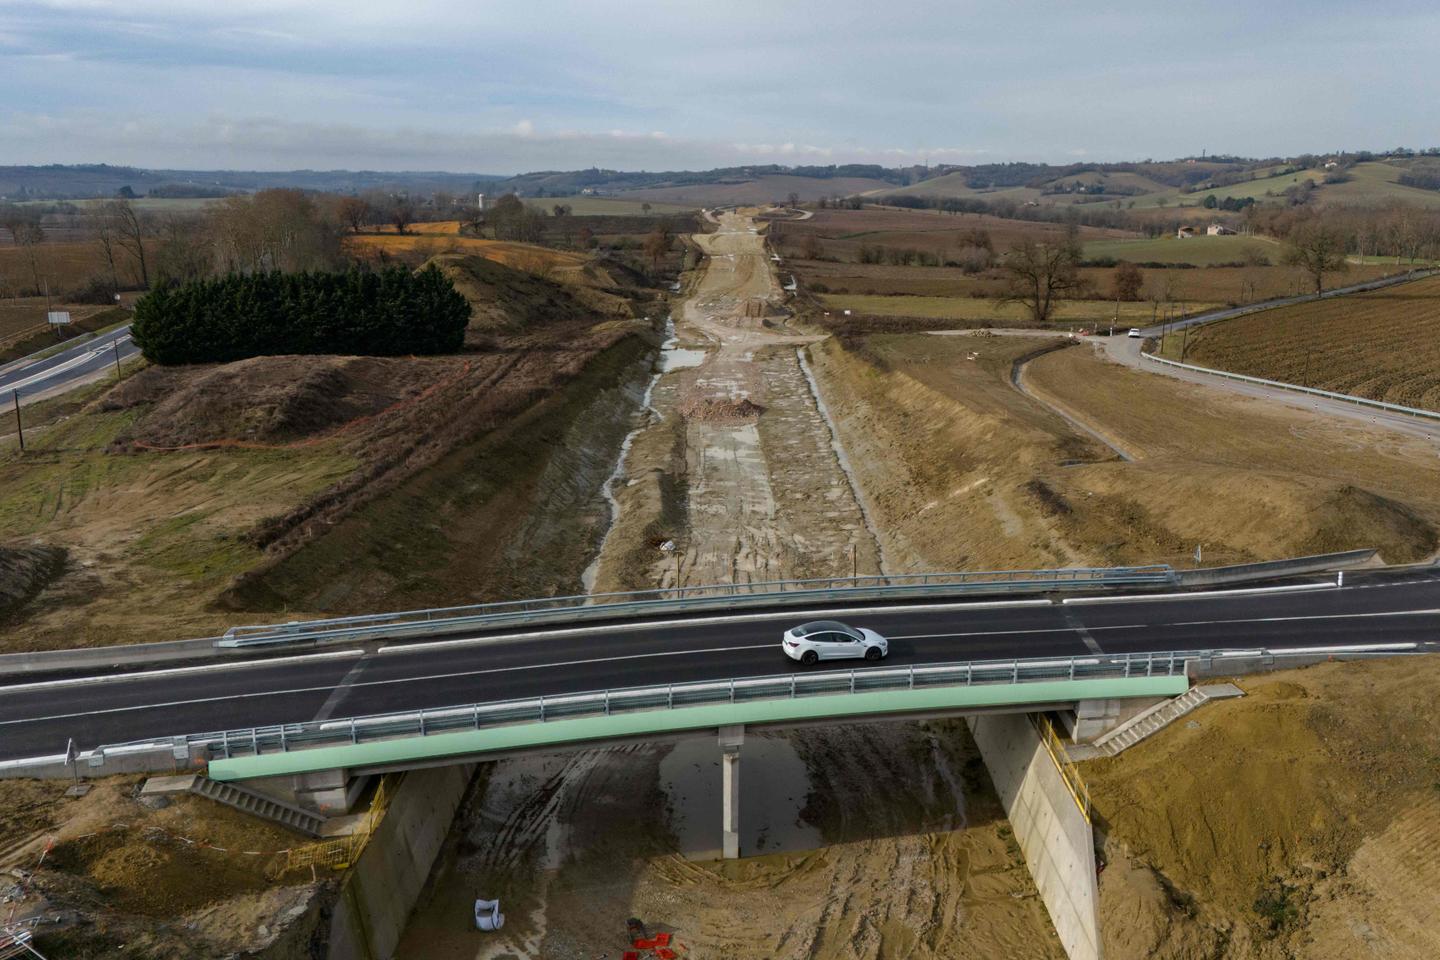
[1180,324,1190,362]
[112,340,122,379]
[12,390,23,452]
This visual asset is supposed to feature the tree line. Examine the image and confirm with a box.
[131,265,470,365]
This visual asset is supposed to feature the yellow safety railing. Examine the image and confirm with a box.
[1032,714,1091,821]
[265,774,395,880]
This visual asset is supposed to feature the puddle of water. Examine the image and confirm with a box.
[659,347,707,372]
[659,732,822,860]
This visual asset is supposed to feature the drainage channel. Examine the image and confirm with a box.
[795,345,892,576]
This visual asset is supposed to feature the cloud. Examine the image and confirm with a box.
[3,0,1440,170]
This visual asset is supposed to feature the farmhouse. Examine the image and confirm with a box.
[1207,224,1236,236]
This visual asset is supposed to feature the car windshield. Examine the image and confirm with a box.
[796,620,860,639]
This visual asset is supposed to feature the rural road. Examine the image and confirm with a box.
[1101,272,1440,443]
[1,567,1436,761]
[0,324,139,406]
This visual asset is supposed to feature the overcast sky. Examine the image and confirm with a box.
[3,0,1439,174]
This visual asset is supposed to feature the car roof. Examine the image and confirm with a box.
[794,620,859,637]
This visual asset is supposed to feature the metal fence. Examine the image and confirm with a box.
[1141,352,1440,423]
[219,565,1176,648]
[99,649,1197,764]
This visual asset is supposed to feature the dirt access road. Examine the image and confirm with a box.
[591,210,884,589]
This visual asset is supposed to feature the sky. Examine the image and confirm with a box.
[3,0,1440,174]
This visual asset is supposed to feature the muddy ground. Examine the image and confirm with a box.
[589,210,883,592]
[1087,655,1440,959]
[400,212,1063,959]
[398,721,1064,959]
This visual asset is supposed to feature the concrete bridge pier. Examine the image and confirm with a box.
[720,724,744,859]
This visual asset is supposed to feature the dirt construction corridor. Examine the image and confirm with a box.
[590,210,883,590]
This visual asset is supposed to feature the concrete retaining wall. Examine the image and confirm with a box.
[969,714,1100,960]
[327,763,474,960]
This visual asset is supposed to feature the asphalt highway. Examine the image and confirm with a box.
[0,324,139,405]
[1,569,1436,762]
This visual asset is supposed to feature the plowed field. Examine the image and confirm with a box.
[1175,274,1440,411]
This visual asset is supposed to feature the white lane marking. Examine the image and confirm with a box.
[1166,608,1440,627]
[1,335,132,393]
[890,608,1440,641]
[374,599,1056,656]
[0,649,364,696]
[311,657,370,722]
[0,643,776,726]
[1063,583,1335,604]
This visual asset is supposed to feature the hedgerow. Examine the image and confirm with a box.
[131,266,470,365]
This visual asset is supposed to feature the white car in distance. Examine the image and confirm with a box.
[1127,327,1143,338]
[782,620,889,665]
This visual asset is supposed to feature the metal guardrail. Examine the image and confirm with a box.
[1141,352,1440,423]
[218,565,1177,648]
[98,649,1197,764]
[4,642,1411,777]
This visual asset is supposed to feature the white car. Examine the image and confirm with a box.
[1127,327,1143,338]
[782,620,889,665]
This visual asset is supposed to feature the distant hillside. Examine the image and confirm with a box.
[0,164,506,201]
[495,163,910,198]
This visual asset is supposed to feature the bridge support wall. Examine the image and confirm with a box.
[327,763,475,960]
[968,714,1101,960]
[720,725,744,859]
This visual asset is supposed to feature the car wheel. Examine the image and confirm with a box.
[800,650,819,666]
[864,646,882,661]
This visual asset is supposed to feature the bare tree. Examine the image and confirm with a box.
[787,191,800,208]
[102,200,150,289]
[997,237,1086,325]
[1110,262,1144,301]
[643,225,674,269]
[93,211,122,295]
[13,220,46,295]
[389,195,416,235]
[641,202,652,216]
[1283,224,1347,296]
[335,196,371,235]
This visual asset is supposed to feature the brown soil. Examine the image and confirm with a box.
[1171,274,1440,411]
[400,721,1064,959]
[0,541,66,623]
[0,776,327,959]
[808,328,1439,572]
[0,249,661,645]
[99,354,461,448]
[679,393,766,422]
[1026,344,1440,563]
[589,210,883,592]
[1086,655,1440,959]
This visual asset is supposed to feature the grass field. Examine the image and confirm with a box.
[0,239,155,295]
[1084,234,1283,265]
[1158,273,1440,411]
[520,196,695,215]
[818,293,1216,327]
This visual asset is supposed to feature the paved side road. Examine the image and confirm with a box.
[0,568,1435,761]
[0,324,139,406]
[1099,272,1440,443]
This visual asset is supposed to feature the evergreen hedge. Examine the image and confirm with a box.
[131,266,471,365]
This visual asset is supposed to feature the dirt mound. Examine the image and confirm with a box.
[0,541,66,623]
[426,253,628,335]
[1087,656,1440,958]
[679,394,766,422]
[97,355,458,448]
